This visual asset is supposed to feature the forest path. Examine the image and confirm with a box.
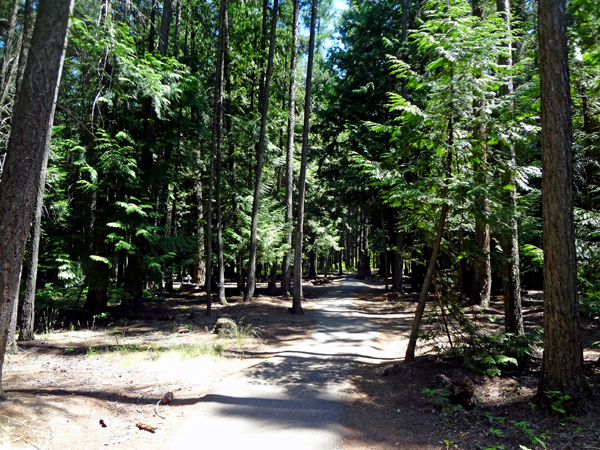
[163,275,394,450]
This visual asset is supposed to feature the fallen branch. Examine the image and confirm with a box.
[155,391,173,420]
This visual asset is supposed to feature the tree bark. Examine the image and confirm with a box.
[405,118,454,364]
[381,206,389,290]
[497,0,524,336]
[243,0,279,302]
[148,0,158,53]
[18,171,45,342]
[0,0,73,401]
[0,0,20,108]
[470,0,491,308]
[158,0,173,57]
[393,225,404,292]
[215,0,228,306]
[357,215,370,278]
[14,0,35,98]
[281,0,300,297]
[308,247,317,278]
[270,259,278,295]
[174,0,182,57]
[9,0,37,345]
[291,0,318,314]
[194,142,206,286]
[206,0,229,314]
[537,0,587,404]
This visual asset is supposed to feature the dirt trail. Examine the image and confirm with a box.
[160,276,400,449]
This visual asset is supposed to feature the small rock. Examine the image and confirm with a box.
[213,318,235,334]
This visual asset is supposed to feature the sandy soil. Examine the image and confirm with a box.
[1,284,317,450]
[3,277,600,450]
[341,283,600,450]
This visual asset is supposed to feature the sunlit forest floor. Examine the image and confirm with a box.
[1,283,316,449]
[2,277,600,449]
[342,280,600,450]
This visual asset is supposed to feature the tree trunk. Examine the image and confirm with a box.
[14,0,35,98]
[215,0,228,306]
[291,0,317,315]
[381,206,389,290]
[174,0,182,57]
[18,170,45,342]
[206,0,229,314]
[11,0,37,345]
[358,216,370,278]
[0,0,73,401]
[497,0,524,336]
[308,248,317,278]
[158,0,172,56]
[270,259,278,295]
[469,0,491,308]
[122,243,144,313]
[5,270,20,355]
[148,0,158,53]
[243,0,279,302]
[393,226,404,292]
[537,0,587,404]
[0,0,20,108]
[405,118,454,364]
[194,142,206,286]
[281,0,300,297]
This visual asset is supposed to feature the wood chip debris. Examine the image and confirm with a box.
[135,422,156,433]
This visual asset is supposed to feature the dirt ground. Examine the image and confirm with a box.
[342,285,600,450]
[2,277,600,450]
[0,283,318,450]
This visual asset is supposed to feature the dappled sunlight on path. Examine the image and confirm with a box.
[163,276,389,449]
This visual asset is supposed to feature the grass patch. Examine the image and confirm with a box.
[168,343,225,359]
[87,342,224,359]
[218,318,261,345]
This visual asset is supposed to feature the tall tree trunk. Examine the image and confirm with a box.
[381,206,389,290]
[281,0,300,297]
[148,0,158,53]
[0,0,73,401]
[18,170,45,342]
[0,0,20,108]
[158,0,173,56]
[243,0,279,302]
[174,0,182,57]
[308,247,317,277]
[400,0,409,98]
[257,0,269,104]
[358,215,370,278]
[270,259,278,295]
[291,0,318,314]
[393,223,404,292]
[206,0,229,314]
[405,117,454,364]
[194,142,206,286]
[9,0,37,346]
[5,271,20,354]
[470,0,491,308]
[216,0,229,306]
[497,0,524,336]
[537,0,587,404]
[123,0,131,20]
[14,0,35,98]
